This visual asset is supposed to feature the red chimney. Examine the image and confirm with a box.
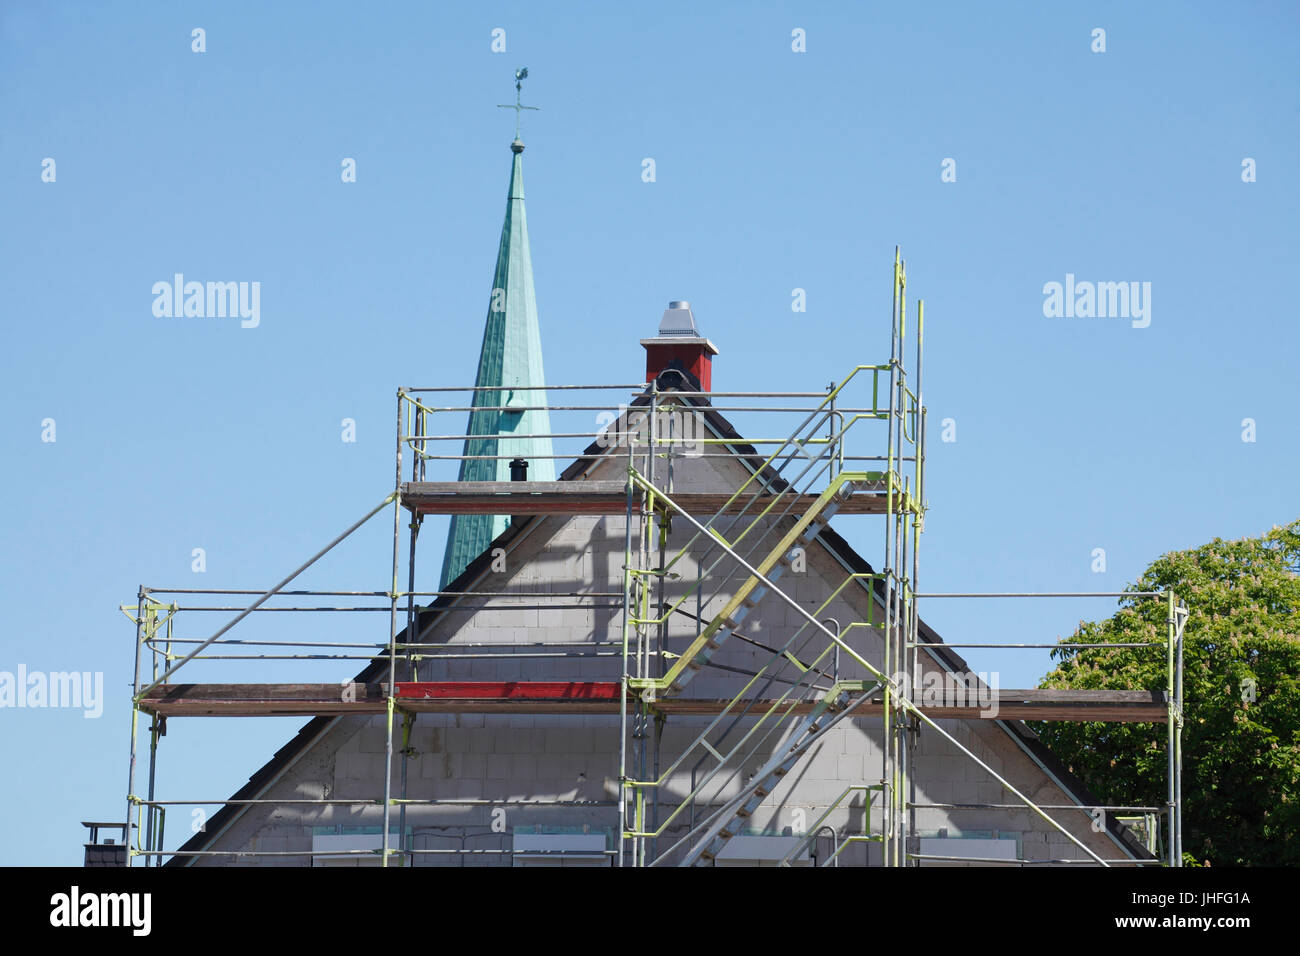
[641,301,719,391]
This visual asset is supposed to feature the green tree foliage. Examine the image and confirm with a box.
[1034,521,1300,865]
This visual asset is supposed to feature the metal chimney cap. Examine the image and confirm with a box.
[659,300,700,336]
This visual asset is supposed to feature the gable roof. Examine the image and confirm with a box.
[171,369,1150,864]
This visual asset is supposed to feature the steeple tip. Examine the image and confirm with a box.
[498,67,538,144]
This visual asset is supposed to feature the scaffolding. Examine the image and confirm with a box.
[122,249,1186,867]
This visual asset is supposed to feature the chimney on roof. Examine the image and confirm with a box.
[641,300,719,391]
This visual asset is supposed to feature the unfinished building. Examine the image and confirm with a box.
[118,131,1187,868]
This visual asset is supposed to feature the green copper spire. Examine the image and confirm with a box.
[439,121,555,587]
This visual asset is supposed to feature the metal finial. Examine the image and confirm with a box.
[497,66,539,140]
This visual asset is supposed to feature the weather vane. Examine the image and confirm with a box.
[498,67,538,139]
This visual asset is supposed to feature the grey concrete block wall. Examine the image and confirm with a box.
[194,707,1128,866]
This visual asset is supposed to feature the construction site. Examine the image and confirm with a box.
[113,228,1189,866]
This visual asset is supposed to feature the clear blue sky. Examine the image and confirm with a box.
[2,1,1296,865]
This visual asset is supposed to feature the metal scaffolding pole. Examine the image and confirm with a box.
[618,440,636,867]
[123,588,145,866]
[886,247,907,866]
[1166,590,1176,867]
[382,391,406,866]
[1175,600,1186,865]
[398,398,425,866]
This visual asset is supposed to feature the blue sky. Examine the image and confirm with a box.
[1,1,1296,865]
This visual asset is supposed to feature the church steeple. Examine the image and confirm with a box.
[440,75,554,588]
